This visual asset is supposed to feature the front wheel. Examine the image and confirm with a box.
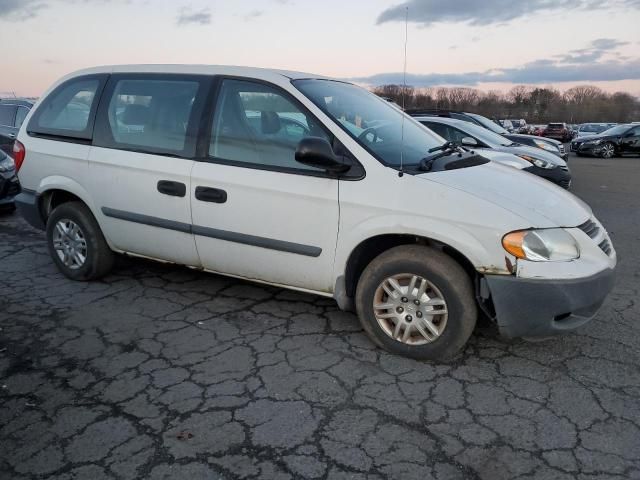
[355,245,477,360]
[600,142,616,159]
[46,201,115,281]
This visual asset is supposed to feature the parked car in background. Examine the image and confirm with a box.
[0,99,34,156]
[576,123,610,138]
[0,150,20,211]
[507,119,528,133]
[415,116,572,188]
[406,110,568,161]
[543,123,573,142]
[15,65,616,360]
[498,119,514,132]
[531,125,546,136]
[571,123,640,158]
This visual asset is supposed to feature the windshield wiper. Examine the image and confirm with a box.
[419,142,463,171]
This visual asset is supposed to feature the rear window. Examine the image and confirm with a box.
[548,123,564,128]
[28,75,107,140]
[0,105,16,126]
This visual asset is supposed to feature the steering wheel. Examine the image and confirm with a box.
[358,127,379,144]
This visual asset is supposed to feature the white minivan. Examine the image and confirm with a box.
[15,65,616,359]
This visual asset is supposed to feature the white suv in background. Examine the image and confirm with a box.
[15,65,616,360]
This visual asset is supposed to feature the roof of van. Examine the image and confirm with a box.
[65,64,332,81]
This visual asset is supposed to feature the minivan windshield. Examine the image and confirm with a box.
[293,79,444,168]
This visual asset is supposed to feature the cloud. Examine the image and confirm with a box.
[242,10,264,21]
[176,7,211,26]
[349,39,640,87]
[377,0,639,26]
[0,0,46,19]
[555,37,630,63]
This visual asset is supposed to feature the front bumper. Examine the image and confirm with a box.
[570,141,606,156]
[15,188,45,229]
[523,165,572,189]
[0,170,21,206]
[485,268,615,337]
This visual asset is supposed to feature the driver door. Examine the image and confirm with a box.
[190,78,340,293]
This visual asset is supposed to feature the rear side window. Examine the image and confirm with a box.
[0,105,16,127]
[28,74,107,140]
[94,75,206,158]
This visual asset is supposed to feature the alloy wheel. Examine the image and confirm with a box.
[52,219,87,270]
[372,273,448,345]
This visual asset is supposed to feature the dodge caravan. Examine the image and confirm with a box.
[15,65,616,360]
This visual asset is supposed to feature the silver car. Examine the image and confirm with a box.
[416,116,572,189]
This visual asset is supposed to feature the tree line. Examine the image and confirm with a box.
[372,84,640,124]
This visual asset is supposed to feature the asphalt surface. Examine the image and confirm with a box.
[1,154,639,480]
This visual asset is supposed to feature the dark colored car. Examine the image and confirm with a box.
[543,123,572,142]
[0,99,34,156]
[571,124,640,158]
[0,150,20,210]
[406,109,569,161]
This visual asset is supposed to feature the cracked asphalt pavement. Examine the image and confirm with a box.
[1,155,639,480]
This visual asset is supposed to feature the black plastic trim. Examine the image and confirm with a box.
[100,206,322,257]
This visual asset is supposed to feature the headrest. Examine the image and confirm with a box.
[121,104,150,126]
[261,111,281,134]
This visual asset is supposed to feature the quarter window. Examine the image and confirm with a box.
[104,79,200,154]
[27,75,106,139]
[209,79,331,172]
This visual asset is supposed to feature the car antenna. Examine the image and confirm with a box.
[399,6,409,177]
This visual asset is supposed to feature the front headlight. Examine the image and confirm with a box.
[533,140,559,153]
[0,156,15,173]
[502,229,579,262]
[517,154,555,170]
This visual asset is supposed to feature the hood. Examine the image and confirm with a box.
[491,143,566,167]
[417,161,591,228]
[508,133,561,145]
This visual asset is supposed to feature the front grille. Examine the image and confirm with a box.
[578,219,600,239]
[558,145,566,154]
[598,239,613,256]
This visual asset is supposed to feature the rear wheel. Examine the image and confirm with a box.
[46,201,114,281]
[355,245,477,360]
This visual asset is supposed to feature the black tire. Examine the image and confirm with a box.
[355,245,477,361]
[46,201,114,281]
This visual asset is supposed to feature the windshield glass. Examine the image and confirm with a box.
[466,113,509,135]
[600,124,629,136]
[293,79,444,167]
[579,124,607,133]
[447,119,513,147]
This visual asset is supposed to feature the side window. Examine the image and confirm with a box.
[209,79,332,172]
[0,105,16,127]
[449,127,471,143]
[103,78,200,154]
[15,106,29,129]
[423,122,450,140]
[28,75,106,139]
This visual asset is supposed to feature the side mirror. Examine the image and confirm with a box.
[461,136,478,147]
[295,137,350,173]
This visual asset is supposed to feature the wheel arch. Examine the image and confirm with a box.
[341,234,479,303]
[36,176,98,223]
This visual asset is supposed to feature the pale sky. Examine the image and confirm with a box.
[1,0,639,97]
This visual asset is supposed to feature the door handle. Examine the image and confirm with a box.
[195,186,227,204]
[157,180,186,197]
